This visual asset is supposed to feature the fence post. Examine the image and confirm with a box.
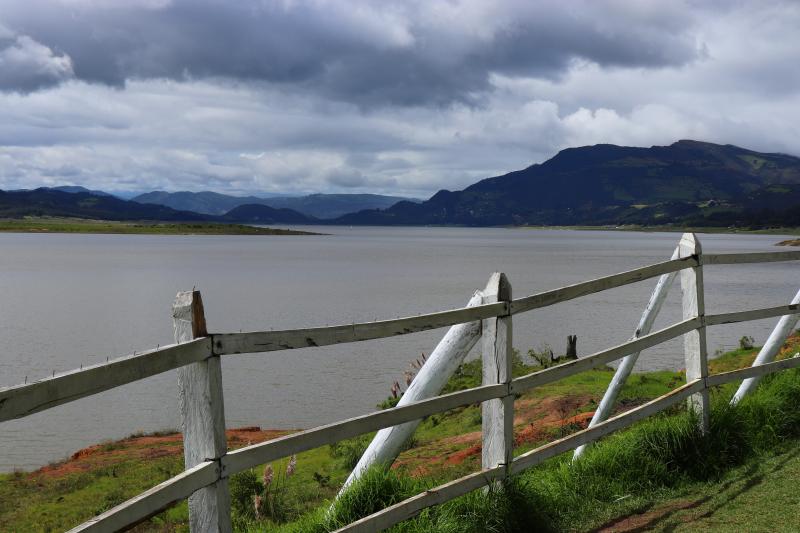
[481,273,514,474]
[173,290,232,533]
[678,233,710,433]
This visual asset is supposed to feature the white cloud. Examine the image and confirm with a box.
[0,34,74,91]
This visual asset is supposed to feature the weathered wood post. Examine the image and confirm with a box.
[679,233,710,433]
[731,287,800,404]
[573,243,680,460]
[173,290,232,533]
[565,335,577,360]
[482,273,514,474]
[339,291,484,493]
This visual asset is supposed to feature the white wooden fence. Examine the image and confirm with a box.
[2,233,800,533]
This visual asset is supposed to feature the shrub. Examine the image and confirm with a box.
[739,335,755,350]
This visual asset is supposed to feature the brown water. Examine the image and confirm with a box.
[0,227,796,470]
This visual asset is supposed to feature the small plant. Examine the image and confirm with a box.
[230,455,299,525]
[253,455,297,523]
[740,335,755,350]
[230,469,262,520]
[528,343,555,368]
[378,395,400,409]
[385,352,429,403]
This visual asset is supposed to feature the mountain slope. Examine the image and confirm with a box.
[263,193,419,219]
[0,189,209,221]
[220,204,317,224]
[132,191,278,216]
[134,191,418,218]
[336,140,800,227]
[0,189,314,224]
[49,186,113,197]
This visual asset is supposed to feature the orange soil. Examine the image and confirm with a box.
[394,394,602,476]
[34,427,292,479]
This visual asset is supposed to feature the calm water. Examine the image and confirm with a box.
[0,227,797,470]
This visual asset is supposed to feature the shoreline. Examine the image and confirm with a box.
[1,217,798,238]
[0,218,322,235]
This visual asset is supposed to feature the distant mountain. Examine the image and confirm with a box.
[263,193,419,219]
[0,188,313,224]
[133,190,418,218]
[10,185,114,197]
[220,204,317,224]
[49,186,113,197]
[132,191,279,216]
[0,188,208,221]
[336,140,800,228]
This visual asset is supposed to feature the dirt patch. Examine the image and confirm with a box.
[395,394,597,475]
[33,427,293,479]
[595,499,702,532]
[444,444,482,465]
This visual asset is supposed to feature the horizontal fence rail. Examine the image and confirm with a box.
[3,243,800,533]
[706,355,800,387]
[703,250,800,265]
[213,302,507,355]
[0,339,211,423]
[509,256,699,314]
[704,304,800,326]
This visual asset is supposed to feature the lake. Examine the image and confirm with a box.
[0,227,797,471]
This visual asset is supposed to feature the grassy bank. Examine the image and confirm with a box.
[2,336,799,532]
[0,218,321,235]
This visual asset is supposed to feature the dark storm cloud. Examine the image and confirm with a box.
[0,0,702,104]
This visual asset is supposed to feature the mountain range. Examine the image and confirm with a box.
[4,140,800,228]
[132,191,418,218]
[337,140,800,227]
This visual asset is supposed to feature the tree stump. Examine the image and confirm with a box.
[565,335,578,360]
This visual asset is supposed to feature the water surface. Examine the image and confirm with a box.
[0,227,796,470]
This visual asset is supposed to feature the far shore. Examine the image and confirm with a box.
[0,218,322,236]
[2,217,798,241]
[517,224,800,237]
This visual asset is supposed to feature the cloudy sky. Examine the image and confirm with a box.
[0,0,798,198]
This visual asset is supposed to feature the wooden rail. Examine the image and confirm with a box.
[3,240,800,532]
[0,339,211,423]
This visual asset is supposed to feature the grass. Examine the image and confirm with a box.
[618,445,800,531]
[0,449,187,532]
[1,335,797,532]
[0,217,320,235]
[270,363,800,533]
